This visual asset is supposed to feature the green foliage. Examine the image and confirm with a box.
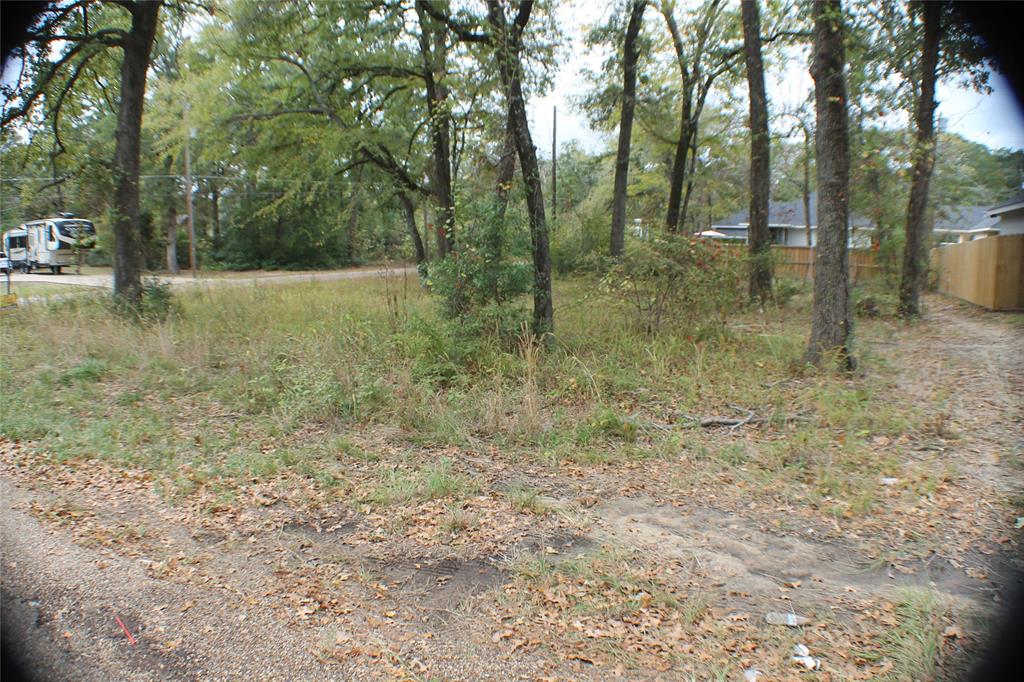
[427,197,533,342]
[587,405,638,442]
[598,236,745,334]
[139,277,176,322]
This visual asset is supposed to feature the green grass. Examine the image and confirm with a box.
[503,483,547,514]
[0,274,935,518]
[880,588,948,680]
[509,546,706,623]
[6,282,96,298]
[366,457,474,505]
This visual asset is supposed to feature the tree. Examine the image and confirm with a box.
[414,2,457,257]
[2,1,163,307]
[110,2,160,305]
[897,1,941,317]
[610,0,647,257]
[850,0,993,311]
[806,0,853,369]
[486,0,554,335]
[397,191,428,274]
[776,103,815,248]
[741,0,772,303]
[658,0,741,233]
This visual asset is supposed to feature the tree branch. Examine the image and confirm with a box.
[2,39,108,128]
[418,1,492,44]
[23,28,127,45]
[226,108,332,123]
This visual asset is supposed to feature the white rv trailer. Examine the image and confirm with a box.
[2,228,29,272]
[12,215,96,274]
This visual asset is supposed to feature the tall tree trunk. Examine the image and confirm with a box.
[422,203,430,263]
[415,2,455,258]
[665,104,691,232]
[489,116,518,300]
[806,0,854,369]
[898,1,942,318]
[398,191,427,275]
[802,126,812,248]
[487,0,553,335]
[661,3,692,232]
[112,1,160,306]
[211,181,221,249]
[661,0,721,232]
[164,156,179,274]
[609,0,646,256]
[494,115,517,220]
[346,165,364,264]
[743,0,773,303]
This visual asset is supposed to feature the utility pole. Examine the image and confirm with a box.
[183,100,197,277]
[551,105,557,221]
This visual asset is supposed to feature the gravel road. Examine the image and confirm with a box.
[5,266,416,291]
[0,478,347,682]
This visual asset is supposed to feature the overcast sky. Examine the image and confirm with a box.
[526,1,1024,158]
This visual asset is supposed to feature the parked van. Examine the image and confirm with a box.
[9,215,96,274]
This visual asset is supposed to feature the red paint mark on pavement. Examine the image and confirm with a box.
[114,614,137,645]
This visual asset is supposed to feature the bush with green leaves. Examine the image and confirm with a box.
[111,277,177,323]
[599,236,745,334]
[427,196,533,341]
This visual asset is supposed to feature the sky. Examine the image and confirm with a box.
[526,1,1024,158]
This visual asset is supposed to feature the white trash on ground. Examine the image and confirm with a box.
[765,611,810,626]
[792,643,821,670]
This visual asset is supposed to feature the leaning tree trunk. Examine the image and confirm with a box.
[398,192,427,276]
[898,1,942,318]
[742,0,773,304]
[609,0,646,257]
[487,0,553,336]
[112,1,160,306]
[806,0,854,369]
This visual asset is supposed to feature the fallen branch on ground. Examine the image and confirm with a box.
[677,406,813,430]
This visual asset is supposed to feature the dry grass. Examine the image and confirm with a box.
[1,274,1012,679]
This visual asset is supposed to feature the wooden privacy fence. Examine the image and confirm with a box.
[930,234,1024,310]
[770,246,880,282]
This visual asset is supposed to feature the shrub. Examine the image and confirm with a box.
[110,277,177,323]
[427,195,532,344]
[139,277,176,322]
[598,236,745,334]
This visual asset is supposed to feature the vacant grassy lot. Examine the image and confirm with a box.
[2,273,1021,680]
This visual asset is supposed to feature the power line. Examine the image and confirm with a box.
[1,174,345,184]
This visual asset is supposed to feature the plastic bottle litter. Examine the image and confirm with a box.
[743,668,762,681]
[880,477,900,486]
[765,611,810,627]
[792,643,821,670]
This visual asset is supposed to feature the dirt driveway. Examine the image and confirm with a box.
[2,296,1022,680]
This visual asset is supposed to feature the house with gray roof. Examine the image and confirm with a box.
[710,193,874,248]
[932,191,1024,243]
[986,190,1024,235]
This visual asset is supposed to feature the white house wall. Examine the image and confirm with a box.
[997,207,1024,235]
